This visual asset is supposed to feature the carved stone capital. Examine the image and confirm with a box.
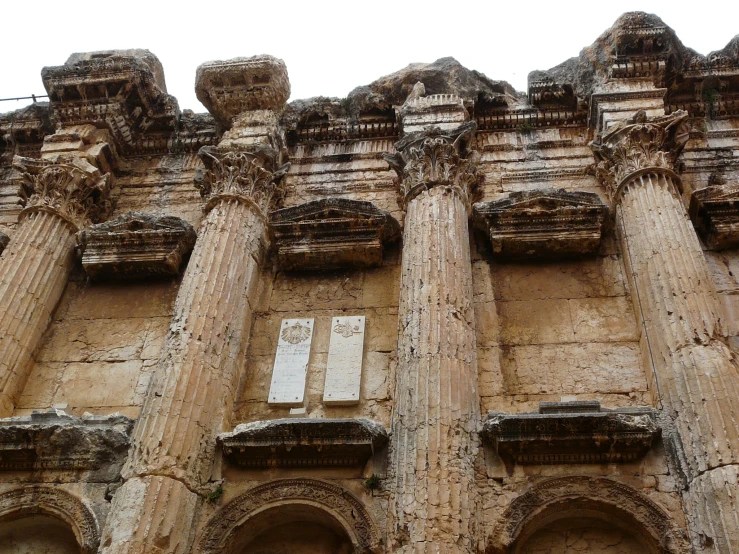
[196,147,290,216]
[13,156,112,230]
[384,121,481,210]
[590,109,690,200]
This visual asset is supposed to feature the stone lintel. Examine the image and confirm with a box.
[219,418,388,468]
[270,198,400,270]
[0,232,8,255]
[41,50,178,148]
[195,55,290,128]
[481,402,659,464]
[473,189,608,258]
[0,410,133,476]
[78,211,196,280]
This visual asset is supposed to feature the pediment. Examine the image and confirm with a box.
[272,198,395,226]
[84,211,194,234]
[477,190,606,214]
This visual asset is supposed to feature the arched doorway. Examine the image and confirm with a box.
[0,513,81,554]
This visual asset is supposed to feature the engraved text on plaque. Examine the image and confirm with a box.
[323,316,365,405]
[268,318,314,406]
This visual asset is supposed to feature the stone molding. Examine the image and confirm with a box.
[488,476,689,554]
[196,147,290,216]
[481,402,659,464]
[219,418,388,468]
[689,177,739,250]
[196,478,381,554]
[473,189,608,258]
[0,411,132,474]
[591,110,690,201]
[270,198,400,270]
[0,232,8,256]
[0,486,100,554]
[13,156,112,230]
[384,121,481,210]
[78,211,196,280]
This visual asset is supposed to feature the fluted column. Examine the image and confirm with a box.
[593,110,739,553]
[0,159,111,416]
[385,117,481,554]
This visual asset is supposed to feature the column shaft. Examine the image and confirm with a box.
[392,186,479,554]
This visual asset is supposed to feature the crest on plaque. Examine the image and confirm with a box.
[333,320,363,338]
[281,321,312,344]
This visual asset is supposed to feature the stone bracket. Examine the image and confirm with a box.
[270,198,400,270]
[689,179,739,250]
[473,189,608,258]
[78,211,196,280]
[218,418,388,468]
[481,401,660,464]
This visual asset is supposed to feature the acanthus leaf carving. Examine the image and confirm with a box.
[384,121,481,210]
[13,156,112,230]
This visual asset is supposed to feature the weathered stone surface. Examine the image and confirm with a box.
[271,198,400,270]
[219,417,387,468]
[473,189,608,258]
[482,401,659,464]
[689,176,739,249]
[78,211,196,280]
[0,232,7,255]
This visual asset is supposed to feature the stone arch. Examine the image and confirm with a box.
[197,478,382,554]
[487,476,689,554]
[0,486,100,554]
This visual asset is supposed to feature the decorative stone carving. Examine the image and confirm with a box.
[488,476,690,554]
[481,401,659,464]
[196,147,290,215]
[78,211,196,280]
[384,121,481,209]
[0,232,8,255]
[689,177,739,250]
[271,198,400,270]
[0,102,53,157]
[13,156,112,230]
[195,55,290,128]
[196,479,381,554]
[0,410,132,477]
[219,418,388,468]
[473,189,608,258]
[0,486,101,554]
[591,110,690,199]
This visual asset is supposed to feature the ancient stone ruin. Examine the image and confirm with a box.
[1,10,739,553]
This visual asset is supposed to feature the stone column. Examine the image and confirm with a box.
[0,155,111,416]
[100,56,290,554]
[593,110,739,553]
[385,92,481,554]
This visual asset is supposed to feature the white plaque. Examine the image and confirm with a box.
[268,318,314,406]
[323,316,365,405]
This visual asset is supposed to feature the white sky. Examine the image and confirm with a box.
[2,1,739,114]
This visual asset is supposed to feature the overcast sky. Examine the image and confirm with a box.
[2,1,739,114]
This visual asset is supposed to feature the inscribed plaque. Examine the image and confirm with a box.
[323,316,365,405]
[268,318,314,406]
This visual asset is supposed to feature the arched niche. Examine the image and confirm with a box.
[0,486,100,554]
[487,476,690,554]
[197,479,381,554]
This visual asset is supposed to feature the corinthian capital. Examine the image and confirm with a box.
[590,110,690,200]
[384,121,481,210]
[196,147,290,215]
[13,156,112,230]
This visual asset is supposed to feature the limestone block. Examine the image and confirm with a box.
[54,281,178,321]
[56,361,145,409]
[475,302,501,347]
[498,299,575,345]
[362,264,401,308]
[569,297,639,342]
[270,271,365,311]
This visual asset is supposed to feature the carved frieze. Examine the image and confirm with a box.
[473,189,608,258]
[218,418,388,468]
[384,121,481,209]
[481,401,659,464]
[78,211,196,280]
[196,146,290,215]
[0,411,132,477]
[591,109,689,199]
[689,176,739,250]
[0,232,8,255]
[271,198,400,270]
[13,156,112,230]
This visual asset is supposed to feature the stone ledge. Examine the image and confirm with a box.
[78,211,196,280]
[481,401,659,464]
[271,198,400,270]
[219,418,388,468]
[0,410,133,475]
[473,189,608,258]
[689,179,739,250]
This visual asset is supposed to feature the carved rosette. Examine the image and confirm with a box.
[384,122,481,210]
[13,158,112,230]
[197,148,290,216]
[591,110,690,201]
